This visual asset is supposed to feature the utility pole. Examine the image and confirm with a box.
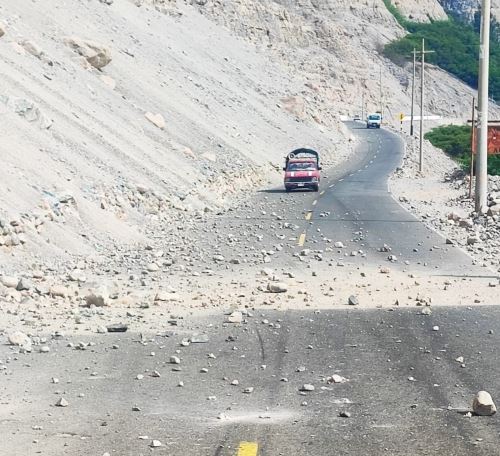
[361,89,365,120]
[470,97,476,199]
[418,39,434,174]
[419,39,425,173]
[475,0,490,214]
[410,48,417,136]
[379,65,383,115]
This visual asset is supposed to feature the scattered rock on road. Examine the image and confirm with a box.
[472,391,497,416]
[55,397,69,407]
[300,384,315,392]
[267,282,288,293]
[328,374,348,384]
[226,311,243,323]
[348,295,359,306]
[8,331,32,351]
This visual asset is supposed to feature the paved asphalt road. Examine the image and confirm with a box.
[303,123,487,276]
[207,122,492,278]
[2,125,499,456]
[3,307,500,455]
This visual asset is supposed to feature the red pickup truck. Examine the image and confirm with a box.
[283,149,321,192]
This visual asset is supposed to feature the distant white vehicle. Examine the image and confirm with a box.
[366,113,382,129]
[353,114,361,121]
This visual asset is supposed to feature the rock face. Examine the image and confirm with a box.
[0,22,6,37]
[63,36,112,69]
[472,391,497,416]
[394,0,447,22]
[439,0,500,27]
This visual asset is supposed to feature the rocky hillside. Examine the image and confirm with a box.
[396,0,500,25]
[439,0,500,24]
[0,0,485,275]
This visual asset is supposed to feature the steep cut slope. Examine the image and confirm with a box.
[0,0,350,271]
[192,0,483,121]
[394,0,447,21]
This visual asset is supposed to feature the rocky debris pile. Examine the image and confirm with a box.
[393,138,500,272]
[0,216,28,248]
[437,177,500,271]
[133,0,181,15]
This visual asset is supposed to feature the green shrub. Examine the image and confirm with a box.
[425,125,500,175]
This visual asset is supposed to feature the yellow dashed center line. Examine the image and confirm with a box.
[237,442,259,456]
[298,232,306,246]
[320,190,325,196]
[305,211,312,221]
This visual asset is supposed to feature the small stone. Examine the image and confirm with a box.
[267,282,288,293]
[226,311,243,324]
[170,356,181,364]
[147,263,160,272]
[190,335,209,344]
[145,112,165,129]
[55,397,69,407]
[300,384,315,392]
[243,387,254,394]
[328,374,347,384]
[348,295,359,306]
[432,326,439,331]
[339,410,351,418]
[107,324,128,333]
[150,440,162,448]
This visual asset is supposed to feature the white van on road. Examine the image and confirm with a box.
[366,113,382,129]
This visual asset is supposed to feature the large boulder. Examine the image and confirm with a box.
[1,276,19,289]
[83,286,110,307]
[63,36,112,69]
[472,391,497,416]
[8,331,32,352]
